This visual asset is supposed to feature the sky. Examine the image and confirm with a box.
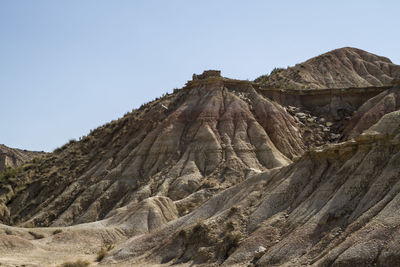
[1,0,399,152]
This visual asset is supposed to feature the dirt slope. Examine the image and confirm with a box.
[255,47,400,89]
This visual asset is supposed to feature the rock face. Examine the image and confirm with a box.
[1,48,400,267]
[0,145,44,172]
[255,47,400,89]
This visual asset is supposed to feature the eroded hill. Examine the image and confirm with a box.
[1,50,400,267]
[255,47,400,89]
[0,74,310,228]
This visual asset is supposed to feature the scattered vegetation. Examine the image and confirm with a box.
[52,229,63,235]
[58,259,91,267]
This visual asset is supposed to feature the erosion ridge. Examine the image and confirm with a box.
[0,48,400,266]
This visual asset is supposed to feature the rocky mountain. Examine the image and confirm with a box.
[255,47,400,89]
[0,144,44,172]
[0,50,400,267]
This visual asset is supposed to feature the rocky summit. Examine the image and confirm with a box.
[1,48,400,267]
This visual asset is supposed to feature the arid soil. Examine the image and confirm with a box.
[1,49,400,267]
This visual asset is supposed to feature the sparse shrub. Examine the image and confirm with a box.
[96,248,107,262]
[190,219,212,242]
[54,138,78,153]
[52,229,63,235]
[58,259,91,267]
[193,220,209,235]
[178,228,188,238]
[224,231,243,249]
[201,179,218,189]
[96,243,114,262]
[5,229,12,235]
[270,67,285,75]
[226,220,235,230]
[228,206,239,216]
[31,156,43,164]
[105,127,113,134]
[0,167,20,184]
[28,231,45,239]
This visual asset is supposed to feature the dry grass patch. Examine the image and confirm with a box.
[59,259,91,267]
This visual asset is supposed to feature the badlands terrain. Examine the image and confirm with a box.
[0,47,400,266]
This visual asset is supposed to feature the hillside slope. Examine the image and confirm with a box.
[0,75,307,227]
[255,47,400,89]
[2,95,399,266]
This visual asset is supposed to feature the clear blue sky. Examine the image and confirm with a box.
[1,1,399,152]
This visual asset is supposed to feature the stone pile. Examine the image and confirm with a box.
[286,105,341,147]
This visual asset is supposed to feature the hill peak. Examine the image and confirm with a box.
[256,47,400,89]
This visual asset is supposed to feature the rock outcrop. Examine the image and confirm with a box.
[192,70,222,81]
[255,47,400,89]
